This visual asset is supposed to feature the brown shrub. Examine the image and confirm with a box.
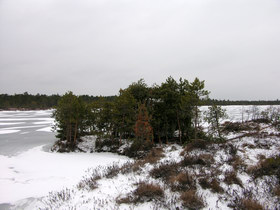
[199,178,223,194]
[180,190,204,210]
[222,121,252,133]
[229,155,246,171]
[142,147,164,164]
[242,143,256,149]
[105,163,121,179]
[116,196,132,204]
[273,185,280,197]
[119,161,142,174]
[133,182,164,203]
[209,179,224,193]
[169,172,195,191]
[150,161,180,182]
[257,154,266,160]
[77,168,102,190]
[240,198,264,210]
[180,153,214,167]
[224,171,243,187]
[249,155,280,180]
[77,176,99,191]
[183,139,208,153]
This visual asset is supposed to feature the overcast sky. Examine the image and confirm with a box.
[0,0,279,100]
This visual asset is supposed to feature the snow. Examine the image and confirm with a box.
[0,145,129,204]
[36,126,52,132]
[1,106,280,209]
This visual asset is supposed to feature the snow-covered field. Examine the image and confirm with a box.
[0,106,279,210]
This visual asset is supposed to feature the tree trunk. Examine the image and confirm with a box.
[73,121,78,146]
[194,106,198,140]
[176,110,182,144]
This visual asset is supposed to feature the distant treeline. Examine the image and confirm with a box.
[0,92,279,110]
[0,92,115,110]
[202,99,280,106]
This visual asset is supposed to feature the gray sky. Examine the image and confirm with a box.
[0,0,279,100]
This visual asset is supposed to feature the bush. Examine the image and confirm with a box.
[230,198,264,210]
[104,163,121,179]
[180,154,214,167]
[169,172,195,191]
[77,176,98,190]
[224,171,243,187]
[124,139,153,158]
[117,182,164,204]
[133,182,164,203]
[77,168,102,190]
[142,147,164,164]
[180,190,204,210]
[199,178,224,194]
[184,139,208,152]
[95,138,121,153]
[250,155,280,180]
[273,185,280,197]
[150,161,180,183]
[222,121,252,133]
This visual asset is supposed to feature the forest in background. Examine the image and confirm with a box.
[0,91,279,110]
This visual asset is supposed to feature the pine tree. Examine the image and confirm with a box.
[134,103,153,143]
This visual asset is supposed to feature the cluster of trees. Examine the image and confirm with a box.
[53,77,216,151]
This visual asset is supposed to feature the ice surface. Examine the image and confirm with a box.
[0,145,129,204]
[0,130,21,135]
[36,127,52,132]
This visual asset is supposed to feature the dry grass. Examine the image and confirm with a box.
[240,198,264,210]
[228,155,246,171]
[142,147,165,164]
[224,171,243,187]
[180,153,214,167]
[180,190,204,210]
[150,161,180,183]
[169,172,195,191]
[134,182,164,202]
[249,155,280,180]
[181,139,208,154]
[117,182,164,204]
[273,185,280,197]
[199,177,224,194]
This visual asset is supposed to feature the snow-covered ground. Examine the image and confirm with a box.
[0,106,279,209]
[0,110,129,209]
[0,145,129,209]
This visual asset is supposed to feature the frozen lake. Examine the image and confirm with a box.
[0,110,55,156]
[0,110,128,209]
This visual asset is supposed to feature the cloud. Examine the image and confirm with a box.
[0,0,280,100]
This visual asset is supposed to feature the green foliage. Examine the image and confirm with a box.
[113,89,137,140]
[51,77,211,151]
[52,91,89,150]
[204,104,228,140]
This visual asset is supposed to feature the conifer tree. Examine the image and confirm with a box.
[134,103,153,143]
